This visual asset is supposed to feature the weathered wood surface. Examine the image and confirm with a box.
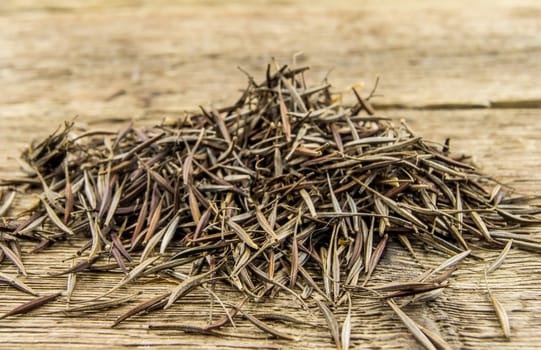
[0,1,540,349]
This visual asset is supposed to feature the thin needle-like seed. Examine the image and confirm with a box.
[469,209,493,242]
[63,162,73,224]
[97,256,160,300]
[86,211,102,261]
[111,291,170,328]
[386,299,437,350]
[364,217,374,273]
[46,292,142,315]
[0,272,37,295]
[205,297,247,330]
[39,197,75,236]
[417,325,453,350]
[289,226,299,289]
[0,292,62,319]
[241,311,297,341]
[66,260,77,303]
[83,170,97,210]
[278,86,292,142]
[315,297,342,350]
[132,175,150,247]
[363,234,389,286]
[489,292,511,338]
[104,178,126,227]
[228,219,258,249]
[423,250,471,281]
[164,268,218,310]
[159,214,181,254]
[341,293,352,350]
[487,239,513,274]
[280,75,307,113]
[0,191,16,217]
[254,205,279,242]
[485,272,511,338]
[0,242,27,276]
[144,196,163,244]
[299,188,317,217]
[188,185,201,226]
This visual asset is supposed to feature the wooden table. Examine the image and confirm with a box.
[0,1,540,349]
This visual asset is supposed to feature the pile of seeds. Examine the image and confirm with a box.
[0,64,540,349]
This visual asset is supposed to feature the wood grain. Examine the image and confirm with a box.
[0,1,540,349]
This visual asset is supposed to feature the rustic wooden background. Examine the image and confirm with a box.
[0,1,540,349]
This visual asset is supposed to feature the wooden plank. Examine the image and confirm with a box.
[0,1,540,349]
[0,0,540,117]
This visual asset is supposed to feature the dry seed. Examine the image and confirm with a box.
[0,63,539,348]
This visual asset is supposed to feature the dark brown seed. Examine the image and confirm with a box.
[0,292,61,319]
[111,291,170,328]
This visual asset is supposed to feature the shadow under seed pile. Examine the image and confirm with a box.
[1,65,540,348]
